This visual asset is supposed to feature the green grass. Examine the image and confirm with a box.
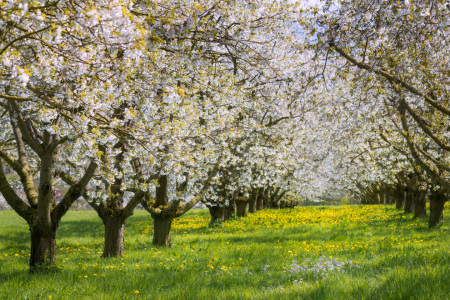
[1,205,450,299]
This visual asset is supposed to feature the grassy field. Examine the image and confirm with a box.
[1,204,450,299]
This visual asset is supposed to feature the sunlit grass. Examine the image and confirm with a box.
[1,204,450,299]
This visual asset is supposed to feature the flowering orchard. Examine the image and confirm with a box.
[1,0,449,276]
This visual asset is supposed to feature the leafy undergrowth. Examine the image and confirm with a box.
[1,204,450,299]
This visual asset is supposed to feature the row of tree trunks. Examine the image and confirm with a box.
[207,185,293,225]
[360,171,447,229]
[357,182,398,205]
[394,186,446,228]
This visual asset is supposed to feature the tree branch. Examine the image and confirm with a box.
[0,94,32,101]
[0,159,34,223]
[51,160,97,221]
[0,149,39,208]
[0,26,50,56]
[175,156,223,217]
[398,104,450,191]
[399,97,450,152]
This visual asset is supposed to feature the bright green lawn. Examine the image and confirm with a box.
[1,205,450,299]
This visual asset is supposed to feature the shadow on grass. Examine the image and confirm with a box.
[58,219,103,239]
[0,231,30,250]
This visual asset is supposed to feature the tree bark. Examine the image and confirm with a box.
[248,188,259,213]
[404,191,415,213]
[413,190,427,218]
[152,216,174,246]
[236,199,248,217]
[270,197,281,209]
[256,191,264,210]
[209,205,224,226]
[30,224,57,266]
[262,188,270,208]
[102,216,126,257]
[395,189,404,209]
[429,189,446,228]
[224,198,235,220]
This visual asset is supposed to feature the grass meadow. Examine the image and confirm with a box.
[1,204,450,299]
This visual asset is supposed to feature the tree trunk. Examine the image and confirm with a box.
[224,199,235,220]
[263,189,270,208]
[248,188,259,213]
[30,224,57,267]
[269,198,281,209]
[385,189,391,204]
[256,192,264,210]
[404,191,414,213]
[395,189,404,209]
[236,200,248,217]
[209,206,224,226]
[102,216,126,257]
[413,191,427,218]
[153,216,173,246]
[429,190,446,228]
